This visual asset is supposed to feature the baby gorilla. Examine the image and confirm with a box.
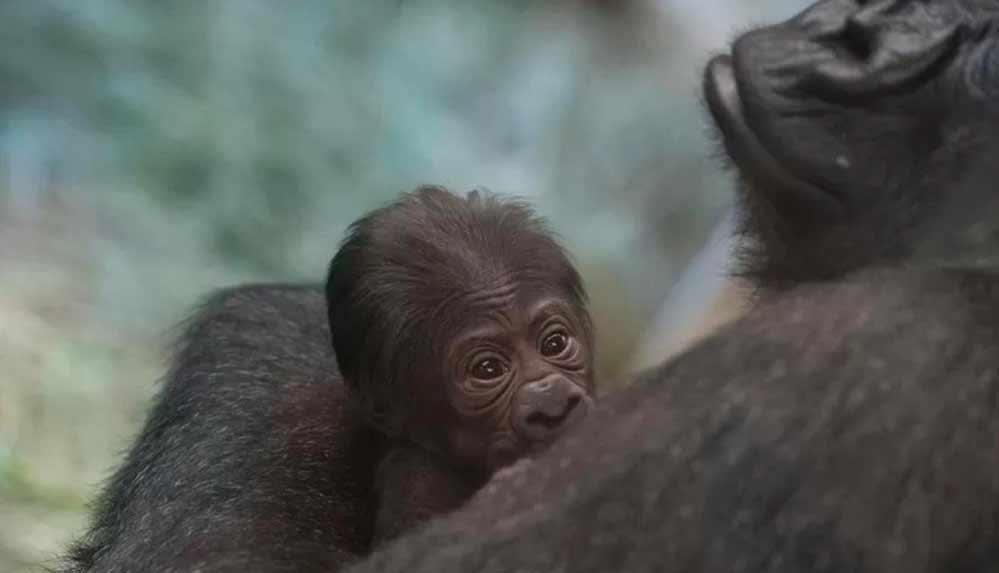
[61,186,594,572]
[327,186,595,543]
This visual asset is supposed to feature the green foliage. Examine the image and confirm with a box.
[0,0,730,285]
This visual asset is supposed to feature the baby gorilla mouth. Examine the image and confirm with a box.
[703,55,845,222]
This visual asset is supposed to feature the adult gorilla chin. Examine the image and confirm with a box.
[350,1,999,572]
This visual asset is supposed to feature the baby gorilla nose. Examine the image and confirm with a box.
[526,394,581,430]
[512,378,589,443]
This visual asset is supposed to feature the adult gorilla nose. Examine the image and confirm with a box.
[782,0,961,103]
[512,378,589,443]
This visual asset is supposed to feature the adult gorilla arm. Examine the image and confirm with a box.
[351,268,999,573]
[65,286,381,572]
[370,446,479,546]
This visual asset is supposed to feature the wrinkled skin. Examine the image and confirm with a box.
[62,188,595,572]
[348,1,999,572]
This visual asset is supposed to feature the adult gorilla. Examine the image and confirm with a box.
[351,1,999,572]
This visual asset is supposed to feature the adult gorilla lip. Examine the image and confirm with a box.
[704,55,846,220]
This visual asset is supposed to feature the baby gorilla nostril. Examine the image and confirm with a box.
[565,394,581,414]
[533,379,553,392]
[525,412,562,430]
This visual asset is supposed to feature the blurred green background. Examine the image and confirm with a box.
[0,0,804,570]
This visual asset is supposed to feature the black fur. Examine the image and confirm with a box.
[66,286,380,571]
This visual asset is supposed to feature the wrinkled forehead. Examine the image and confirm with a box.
[434,277,583,338]
[456,276,577,315]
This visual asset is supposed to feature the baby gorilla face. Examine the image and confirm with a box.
[436,283,594,471]
[326,186,594,475]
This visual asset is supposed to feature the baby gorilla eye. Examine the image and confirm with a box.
[541,331,570,357]
[471,357,508,380]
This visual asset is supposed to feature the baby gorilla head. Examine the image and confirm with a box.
[326,186,594,474]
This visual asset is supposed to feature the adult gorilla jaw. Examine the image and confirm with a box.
[703,55,845,223]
